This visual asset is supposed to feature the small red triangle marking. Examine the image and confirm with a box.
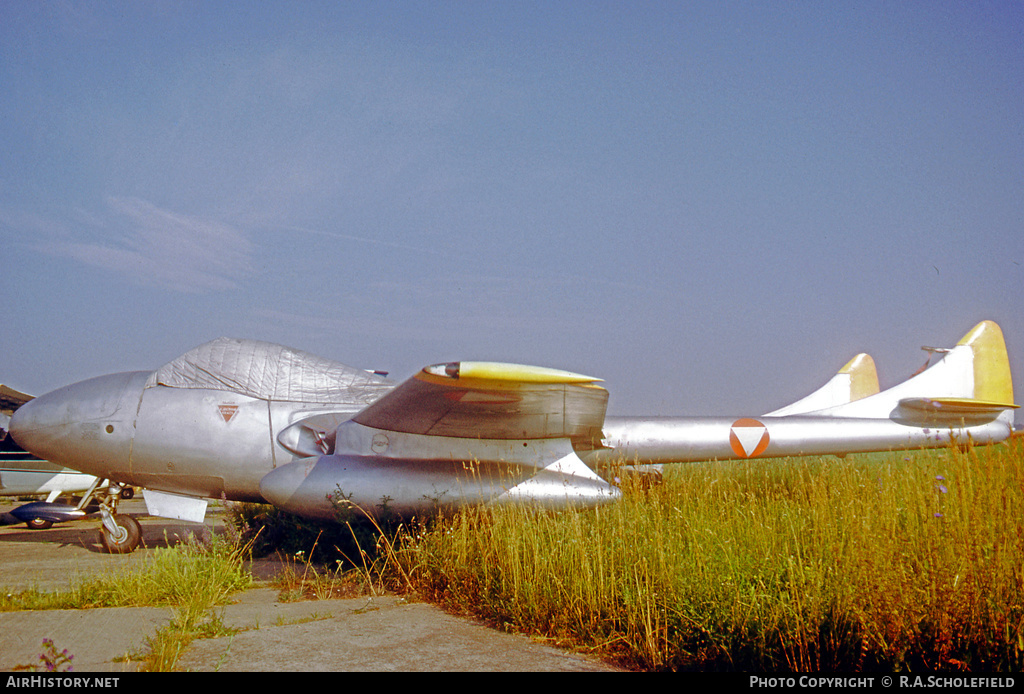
[729,418,770,458]
[218,404,239,423]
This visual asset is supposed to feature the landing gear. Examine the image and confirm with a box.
[10,478,142,550]
[99,513,142,554]
[97,482,143,554]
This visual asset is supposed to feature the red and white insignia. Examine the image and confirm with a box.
[218,404,239,423]
[729,418,770,458]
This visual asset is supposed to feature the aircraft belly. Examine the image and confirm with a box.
[130,387,274,498]
[259,456,524,518]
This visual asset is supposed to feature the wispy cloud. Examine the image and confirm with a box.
[40,197,254,293]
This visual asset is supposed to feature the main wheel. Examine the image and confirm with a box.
[99,514,143,554]
[26,518,53,530]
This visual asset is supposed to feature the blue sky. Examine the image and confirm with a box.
[2,1,1022,418]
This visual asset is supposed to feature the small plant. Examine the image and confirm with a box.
[36,638,74,672]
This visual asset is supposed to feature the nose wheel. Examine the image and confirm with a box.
[97,483,143,553]
[99,513,143,553]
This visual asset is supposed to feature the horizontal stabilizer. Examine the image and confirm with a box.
[895,397,1018,426]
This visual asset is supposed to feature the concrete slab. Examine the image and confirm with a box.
[178,592,616,672]
[0,605,172,672]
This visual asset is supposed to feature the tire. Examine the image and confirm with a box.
[26,518,54,530]
[99,514,143,554]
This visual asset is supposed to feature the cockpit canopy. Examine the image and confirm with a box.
[145,337,393,405]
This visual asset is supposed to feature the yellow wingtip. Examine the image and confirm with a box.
[958,320,1015,405]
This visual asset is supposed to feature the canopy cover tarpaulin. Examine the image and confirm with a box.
[146,337,393,405]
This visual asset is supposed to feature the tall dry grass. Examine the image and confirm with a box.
[404,439,1024,671]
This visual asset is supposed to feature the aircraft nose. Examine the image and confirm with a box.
[9,372,145,474]
[8,391,65,455]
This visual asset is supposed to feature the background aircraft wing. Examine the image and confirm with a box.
[1,384,33,412]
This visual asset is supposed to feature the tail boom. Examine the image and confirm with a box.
[589,410,1014,465]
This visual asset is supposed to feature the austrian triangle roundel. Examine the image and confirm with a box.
[729,418,770,458]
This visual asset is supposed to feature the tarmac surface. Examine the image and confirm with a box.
[0,499,621,672]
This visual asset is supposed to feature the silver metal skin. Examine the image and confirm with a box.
[7,321,1017,551]
[11,373,619,517]
[261,456,616,520]
[6,372,144,488]
[2,388,99,522]
[260,436,619,520]
[7,372,366,503]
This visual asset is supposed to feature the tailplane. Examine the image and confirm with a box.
[822,320,1016,422]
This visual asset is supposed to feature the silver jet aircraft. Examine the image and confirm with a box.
[7,320,1017,553]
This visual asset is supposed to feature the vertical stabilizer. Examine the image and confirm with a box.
[959,320,1015,405]
[846,353,880,402]
[813,320,1016,419]
[765,353,879,416]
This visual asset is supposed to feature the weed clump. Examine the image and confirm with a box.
[226,490,418,598]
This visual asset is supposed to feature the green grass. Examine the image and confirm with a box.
[2,534,253,671]
[0,534,251,612]
[401,439,1024,671]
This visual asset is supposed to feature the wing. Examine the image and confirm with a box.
[1,384,34,443]
[351,361,608,440]
[259,362,616,518]
[1,384,33,415]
